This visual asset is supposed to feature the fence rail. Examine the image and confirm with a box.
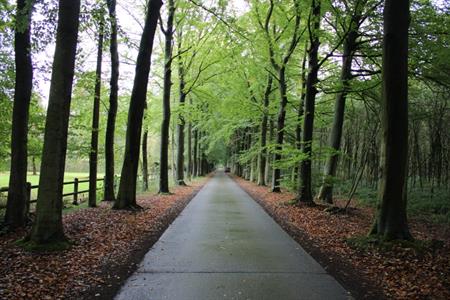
[0,177,113,209]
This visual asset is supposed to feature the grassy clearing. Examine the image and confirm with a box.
[0,171,207,216]
[0,172,104,211]
[0,172,96,187]
[0,172,101,198]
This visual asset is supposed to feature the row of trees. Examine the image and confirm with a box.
[2,0,218,247]
[1,0,448,247]
[185,0,447,239]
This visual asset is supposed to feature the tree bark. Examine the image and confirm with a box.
[245,131,252,180]
[258,75,272,186]
[159,0,175,193]
[265,118,274,185]
[4,0,34,229]
[115,0,162,209]
[104,0,119,202]
[293,44,308,190]
[171,120,176,181]
[141,128,149,191]
[193,129,198,176]
[187,121,192,179]
[176,50,187,186]
[197,131,203,176]
[297,0,321,204]
[370,0,412,240]
[88,20,104,208]
[317,10,360,203]
[271,68,288,192]
[295,45,307,152]
[28,0,80,244]
[263,0,301,192]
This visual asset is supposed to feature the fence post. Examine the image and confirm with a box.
[26,182,31,215]
[73,178,79,205]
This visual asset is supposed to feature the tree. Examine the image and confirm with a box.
[370,0,412,240]
[25,0,81,247]
[297,0,321,204]
[114,0,163,209]
[159,0,175,194]
[257,75,272,186]
[141,117,149,191]
[176,39,187,186]
[104,0,119,202]
[317,1,364,203]
[257,0,302,192]
[88,10,105,207]
[4,0,34,229]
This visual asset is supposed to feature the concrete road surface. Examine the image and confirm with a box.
[115,172,349,300]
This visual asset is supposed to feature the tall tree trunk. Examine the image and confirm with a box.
[176,55,187,185]
[297,0,321,204]
[293,45,307,190]
[265,118,274,185]
[271,68,288,192]
[193,129,198,176]
[27,0,80,245]
[88,20,104,208]
[370,0,412,240]
[115,0,162,209]
[104,0,119,202]
[141,128,149,191]
[258,75,272,186]
[295,45,307,153]
[197,131,203,176]
[317,11,360,203]
[171,120,176,181]
[4,0,34,229]
[187,121,192,179]
[245,131,252,180]
[159,0,175,193]
[263,0,300,193]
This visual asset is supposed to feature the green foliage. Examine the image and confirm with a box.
[28,94,46,161]
[0,3,14,163]
[407,186,450,224]
[410,0,450,87]
[68,71,113,159]
[335,180,450,224]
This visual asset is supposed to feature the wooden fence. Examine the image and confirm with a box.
[0,177,109,209]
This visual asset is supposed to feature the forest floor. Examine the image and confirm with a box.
[233,176,450,300]
[0,177,209,300]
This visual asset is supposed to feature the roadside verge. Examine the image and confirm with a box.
[0,177,210,300]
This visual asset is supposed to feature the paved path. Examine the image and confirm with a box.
[115,172,349,300]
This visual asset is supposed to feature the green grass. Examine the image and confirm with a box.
[0,172,104,211]
[0,172,97,187]
[1,172,205,215]
[333,179,450,224]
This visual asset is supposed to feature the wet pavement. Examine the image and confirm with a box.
[115,172,349,300]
